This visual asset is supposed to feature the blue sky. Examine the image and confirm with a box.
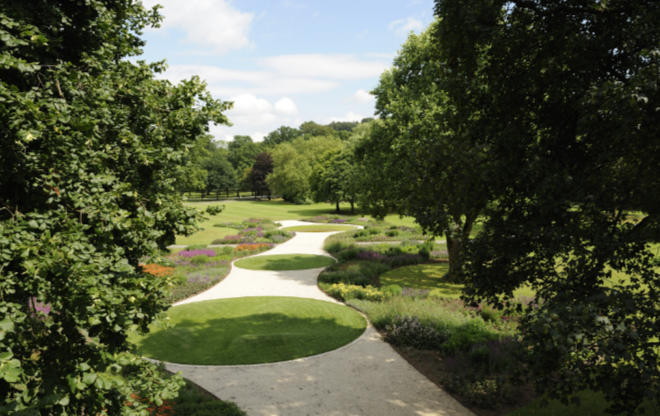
[139,0,435,142]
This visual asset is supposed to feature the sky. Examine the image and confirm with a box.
[139,0,435,142]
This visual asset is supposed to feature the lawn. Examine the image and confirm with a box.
[234,254,335,270]
[130,297,366,365]
[379,263,535,300]
[175,200,417,245]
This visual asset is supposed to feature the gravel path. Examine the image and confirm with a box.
[165,220,474,416]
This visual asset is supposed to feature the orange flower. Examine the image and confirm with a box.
[141,264,174,277]
[235,243,271,252]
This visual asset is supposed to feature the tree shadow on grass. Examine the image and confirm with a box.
[136,313,365,365]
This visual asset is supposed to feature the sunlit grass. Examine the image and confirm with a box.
[130,297,366,365]
[234,254,335,271]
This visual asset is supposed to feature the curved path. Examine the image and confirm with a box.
[166,220,474,416]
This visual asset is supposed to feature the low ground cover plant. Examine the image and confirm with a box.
[150,244,273,303]
[211,218,293,244]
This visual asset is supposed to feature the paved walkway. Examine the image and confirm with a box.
[165,220,474,416]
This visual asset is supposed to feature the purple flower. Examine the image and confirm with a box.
[178,249,216,258]
[356,250,386,261]
[330,218,346,223]
[28,297,51,317]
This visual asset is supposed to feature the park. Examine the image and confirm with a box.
[1,1,658,416]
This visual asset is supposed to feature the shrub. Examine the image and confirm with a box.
[205,205,224,215]
[336,246,359,262]
[386,230,399,237]
[384,316,446,349]
[190,255,210,265]
[381,284,403,298]
[322,283,384,301]
[443,319,496,355]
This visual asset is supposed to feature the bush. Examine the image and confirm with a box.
[384,316,446,349]
[205,205,224,215]
[386,230,399,237]
[381,284,403,298]
[190,255,210,265]
[336,246,359,262]
[443,319,496,355]
[322,283,384,301]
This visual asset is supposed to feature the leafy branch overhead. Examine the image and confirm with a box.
[0,1,230,414]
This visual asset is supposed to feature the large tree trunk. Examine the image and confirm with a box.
[335,200,340,212]
[350,200,354,213]
[443,212,478,283]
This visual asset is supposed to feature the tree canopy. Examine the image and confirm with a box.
[434,0,660,412]
[0,1,230,413]
[357,20,490,281]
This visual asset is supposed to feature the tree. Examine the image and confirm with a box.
[0,1,230,414]
[267,136,343,203]
[310,148,360,213]
[227,135,259,176]
[173,134,213,195]
[434,0,660,412]
[298,121,335,138]
[203,146,236,198]
[357,20,490,281]
[248,152,273,198]
[262,126,300,147]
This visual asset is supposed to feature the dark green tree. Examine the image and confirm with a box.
[0,1,230,414]
[248,152,273,199]
[203,147,236,199]
[435,0,660,412]
[227,135,259,176]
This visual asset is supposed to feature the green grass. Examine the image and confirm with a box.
[508,390,659,416]
[379,263,535,300]
[175,200,418,245]
[380,263,459,293]
[281,224,358,232]
[234,254,335,270]
[176,226,236,246]
[131,297,366,365]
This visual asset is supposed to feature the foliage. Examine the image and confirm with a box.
[357,19,490,281]
[384,316,446,349]
[227,135,259,177]
[0,1,230,413]
[266,136,343,202]
[262,126,300,148]
[320,283,385,302]
[433,0,660,412]
[247,152,273,197]
[310,147,361,212]
[203,146,236,195]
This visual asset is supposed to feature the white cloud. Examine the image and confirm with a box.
[261,54,389,79]
[274,97,298,115]
[231,94,272,115]
[143,0,253,53]
[159,65,339,96]
[388,17,424,36]
[353,89,374,104]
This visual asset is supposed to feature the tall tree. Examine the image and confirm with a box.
[267,136,342,203]
[248,152,273,198]
[0,1,230,414]
[435,0,660,412]
[203,146,236,198]
[227,135,259,176]
[310,148,360,213]
[357,20,490,281]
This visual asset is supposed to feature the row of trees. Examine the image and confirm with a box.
[177,119,373,199]
[357,0,659,413]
